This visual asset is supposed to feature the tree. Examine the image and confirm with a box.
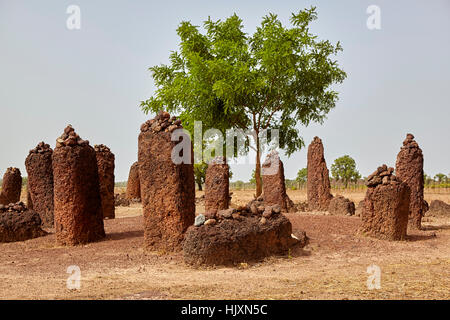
[285,179,297,190]
[424,173,433,185]
[194,162,208,191]
[434,173,448,183]
[249,169,262,186]
[330,155,361,188]
[296,167,307,187]
[141,7,346,196]
[234,180,244,190]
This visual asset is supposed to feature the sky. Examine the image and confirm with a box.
[0,0,449,182]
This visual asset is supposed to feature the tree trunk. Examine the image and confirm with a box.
[197,182,203,191]
[255,133,262,197]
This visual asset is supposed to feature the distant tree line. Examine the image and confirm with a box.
[4,162,447,192]
[228,156,450,190]
[423,173,450,188]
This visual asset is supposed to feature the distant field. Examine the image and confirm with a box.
[4,185,446,208]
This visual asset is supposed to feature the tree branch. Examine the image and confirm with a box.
[262,103,283,129]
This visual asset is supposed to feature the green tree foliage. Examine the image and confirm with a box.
[434,173,448,183]
[141,7,346,196]
[296,167,308,186]
[234,180,245,190]
[285,179,298,190]
[330,155,361,188]
[424,173,433,185]
[249,169,262,186]
[194,162,208,191]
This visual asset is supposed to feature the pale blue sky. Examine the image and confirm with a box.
[0,0,449,181]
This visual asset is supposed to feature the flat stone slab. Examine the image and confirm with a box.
[183,213,302,266]
[328,195,355,216]
[0,209,47,243]
[426,200,450,217]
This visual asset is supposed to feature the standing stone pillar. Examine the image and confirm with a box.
[25,142,54,228]
[307,137,333,211]
[0,168,22,205]
[361,165,410,240]
[138,111,195,252]
[52,125,105,245]
[126,162,141,201]
[395,133,424,230]
[205,156,229,213]
[262,151,289,212]
[95,144,115,219]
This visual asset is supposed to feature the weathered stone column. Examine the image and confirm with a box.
[126,162,141,201]
[138,111,195,252]
[95,144,115,219]
[360,164,410,240]
[307,137,333,211]
[205,156,229,213]
[52,125,105,245]
[395,133,424,230]
[25,142,54,228]
[262,151,289,212]
[0,167,22,205]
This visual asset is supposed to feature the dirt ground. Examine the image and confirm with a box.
[0,189,449,300]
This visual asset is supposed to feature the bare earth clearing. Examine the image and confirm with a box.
[0,189,449,300]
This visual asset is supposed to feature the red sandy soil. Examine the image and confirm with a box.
[0,190,448,300]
